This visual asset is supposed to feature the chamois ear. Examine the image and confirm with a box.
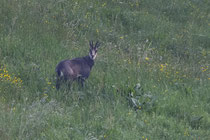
[95,41,100,49]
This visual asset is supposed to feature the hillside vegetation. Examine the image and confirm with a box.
[0,0,210,139]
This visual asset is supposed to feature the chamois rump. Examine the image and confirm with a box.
[55,41,100,89]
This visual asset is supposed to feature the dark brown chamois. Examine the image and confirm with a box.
[55,41,100,89]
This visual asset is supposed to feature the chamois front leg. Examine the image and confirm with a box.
[77,77,85,88]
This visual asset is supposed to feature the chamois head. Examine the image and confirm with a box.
[89,41,100,60]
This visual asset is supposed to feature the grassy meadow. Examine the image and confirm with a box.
[0,0,210,139]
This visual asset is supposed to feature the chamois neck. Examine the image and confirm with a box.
[84,55,94,68]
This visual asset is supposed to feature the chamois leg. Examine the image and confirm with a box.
[67,79,74,90]
[81,79,85,88]
[77,77,85,88]
[56,76,65,90]
[56,78,61,90]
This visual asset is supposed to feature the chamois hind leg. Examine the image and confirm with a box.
[56,78,61,90]
[56,76,65,90]
[66,79,74,90]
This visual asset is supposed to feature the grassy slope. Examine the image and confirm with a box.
[0,0,210,139]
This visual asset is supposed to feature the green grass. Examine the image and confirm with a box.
[0,0,210,139]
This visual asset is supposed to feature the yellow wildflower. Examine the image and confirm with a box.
[145,57,149,61]
[96,29,99,33]
[47,82,52,85]
[184,129,190,136]
[44,94,48,96]
[160,64,166,72]
[0,65,22,87]
[102,3,106,7]
[201,66,208,72]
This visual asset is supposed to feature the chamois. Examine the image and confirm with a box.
[55,41,100,89]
